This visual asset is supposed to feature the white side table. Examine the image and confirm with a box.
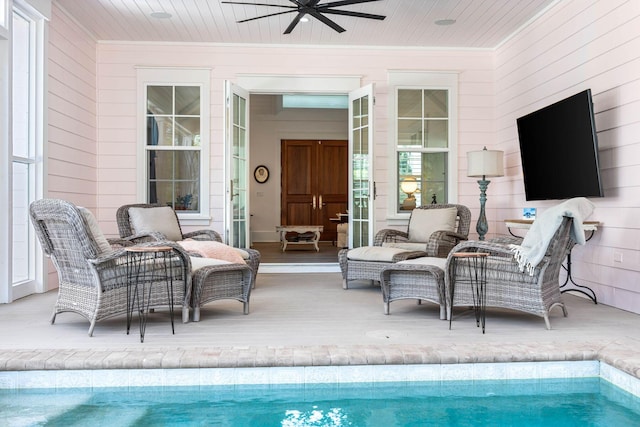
[276,225,323,252]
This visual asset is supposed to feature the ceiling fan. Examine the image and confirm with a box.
[221,0,386,34]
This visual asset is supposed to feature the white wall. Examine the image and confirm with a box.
[95,43,494,239]
[249,94,348,242]
[494,0,640,313]
[45,3,96,289]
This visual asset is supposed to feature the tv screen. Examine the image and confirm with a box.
[516,89,603,201]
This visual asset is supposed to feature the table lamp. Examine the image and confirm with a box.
[400,177,419,210]
[467,146,504,240]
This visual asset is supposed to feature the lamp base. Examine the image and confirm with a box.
[476,179,490,240]
[402,197,416,210]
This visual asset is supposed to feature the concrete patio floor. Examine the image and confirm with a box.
[0,270,639,382]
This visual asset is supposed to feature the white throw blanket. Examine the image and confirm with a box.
[510,197,595,275]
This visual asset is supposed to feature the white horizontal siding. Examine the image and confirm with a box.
[96,42,494,240]
[47,0,640,314]
[495,0,640,311]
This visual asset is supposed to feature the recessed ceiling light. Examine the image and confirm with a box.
[150,11,172,19]
[435,19,456,26]
[300,17,309,23]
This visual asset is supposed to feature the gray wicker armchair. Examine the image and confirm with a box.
[29,199,191,336]
[446,216,575,330]
[116,203,260,290]
[116,203,222,243]
[374,204,472,257]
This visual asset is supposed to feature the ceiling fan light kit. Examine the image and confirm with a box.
[221,0,386,34]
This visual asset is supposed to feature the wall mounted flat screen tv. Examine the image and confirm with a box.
[516,89,604,201]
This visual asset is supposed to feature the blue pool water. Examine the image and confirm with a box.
[1,378,639,426]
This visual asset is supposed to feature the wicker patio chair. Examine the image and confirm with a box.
[116,203,223,243]
[445,216,575,330]
[116,203,260,289]
[29,199,191,336]
[374,204,472,257]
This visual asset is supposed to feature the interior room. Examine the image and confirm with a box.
[1,0,640,420]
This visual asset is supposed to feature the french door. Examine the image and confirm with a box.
[224,81,250,248]
[348,84,375,248]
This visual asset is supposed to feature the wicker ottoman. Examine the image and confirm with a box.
[189,257,254,322]
[380,257,447,319]
[338,246,427,289]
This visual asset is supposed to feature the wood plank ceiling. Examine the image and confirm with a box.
[55,0,558,48]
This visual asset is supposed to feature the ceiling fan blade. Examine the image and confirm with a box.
[308,10,346,33]
[319,8,385,20]
[319,0,382,8]
[289,0,321,6]
[222,1,297,9]
[237,9,299,24]
[284,12,305,34]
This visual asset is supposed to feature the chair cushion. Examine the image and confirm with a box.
[381,242,426,252]
[347,246,415,262]
[128,206,182,241]
[396,256,447,270]
[179,240,246,264]
[190,256,233,272]
[77,207,112,256]
[408,207,457,243]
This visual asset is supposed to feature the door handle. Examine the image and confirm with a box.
[312,195,316,210]
[319,195,323,210]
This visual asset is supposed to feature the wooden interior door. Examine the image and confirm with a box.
[281,140,348,242]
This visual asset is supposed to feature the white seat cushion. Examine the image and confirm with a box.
[408,207,457,242]
[347,246,415,262]
[396,256,447,271]
[128,206,182,241]
[190,256,232,272]
[382,242,427,252]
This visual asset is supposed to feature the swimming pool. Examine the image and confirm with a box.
[1,361,639,426]
[2,377,640,426]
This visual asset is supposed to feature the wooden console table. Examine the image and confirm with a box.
[504,219,599,304]
[276,225,323,252]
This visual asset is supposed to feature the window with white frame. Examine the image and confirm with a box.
[137,69,210,218]
[11,5,43,296]
[389,72,458,214]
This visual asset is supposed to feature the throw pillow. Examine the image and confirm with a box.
[178,240,246,264]
[77,207,112,256]
[128,206,183,241]
[408,207,457,243]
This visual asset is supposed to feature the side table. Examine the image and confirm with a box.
[125,245,176,342]
[449,252,489,333]
[276,225,323,252]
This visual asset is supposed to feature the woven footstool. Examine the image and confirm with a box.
[380,257,447,320]
[189,257,253,322]
[338,246,427,289]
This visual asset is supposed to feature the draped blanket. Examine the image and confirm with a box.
[510,197,595,275]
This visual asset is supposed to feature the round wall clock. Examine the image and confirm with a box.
[254,165,269,183]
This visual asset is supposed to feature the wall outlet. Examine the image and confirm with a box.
[614,252,623,263]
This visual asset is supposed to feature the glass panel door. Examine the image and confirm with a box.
[348,84,374,248]
[225,82,250,248]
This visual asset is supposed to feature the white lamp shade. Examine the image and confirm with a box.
[467,148,504,178]
[400,177,419,194]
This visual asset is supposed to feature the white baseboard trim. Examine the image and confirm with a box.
[258,263,340,273]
